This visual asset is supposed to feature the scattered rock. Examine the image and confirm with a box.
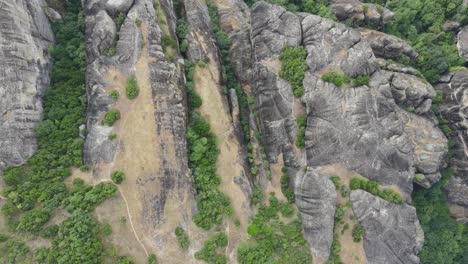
[457,25,468,61]
[443,20,461,32]
[330,0,395,27]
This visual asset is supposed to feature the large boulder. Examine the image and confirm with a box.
[351,190,424,264]
[295,170,337,260]
[0,0,54,168]
[330,0,395,27]
[358,28,418,59]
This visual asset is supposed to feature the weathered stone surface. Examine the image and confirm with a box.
[302,14,378,77]
[443,20,461,32]
[330,0,395,27]
[383,71,436,114]
[251,1,301,164]
[85,0,134,14]
[303,72,415,194]
[399,111,448,177]
[0,0,54,168]
[214,0,252,83]
[436,70,468,215]
[351,190,424,264]
[359,28,418,59]
[184,0,215,62]
[295,170,337,260]
[457,25,468,61]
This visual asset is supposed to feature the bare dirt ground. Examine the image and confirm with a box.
[193,48,250,262]
[77,25,203,263]
[318,164,367,264]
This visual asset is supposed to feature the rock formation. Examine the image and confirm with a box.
[458,26,468,61]
[0,0,54,168]
[295,169,337,260]
[436,69,468,222]
[330,0,395,27]
[251,1,447,260]
[351,190,424,264]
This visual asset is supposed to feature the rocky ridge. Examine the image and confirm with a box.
[0,0,54,168]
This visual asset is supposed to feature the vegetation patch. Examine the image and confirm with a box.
[103,109,121,126]
[349,177,403,204]
[280,167,295,203]
[195,233,228,264]
[295,115,307,148]
[352,224,364,243]
[126,75,139,99]
[237,194,312,264]
[321,71,369,87]
[279,47,308,97]
[111,171,126,184]
[175,226,190,250]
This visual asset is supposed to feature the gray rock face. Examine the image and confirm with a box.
[85,0,134,14]
[302,14,378,77]
[303,72,415,194]
[184,0,215,62]
[215,0,252,84]
[358,28,418,59]
[0,0,54,168]
[351,190,424,264]
[457,26,468,61]
[436,70,468,211]
[295,170,337,260]
[330,0,395,27]
[383,71,436,114]
[250,2,448,260]
[251,1,301,164]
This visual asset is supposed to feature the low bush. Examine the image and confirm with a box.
[352,224,365,242]
[148,254,157,264]
[175,226,190,250]
[195,233,228,264]
[295,115,307,148]
[279,47,308,97]
[126,75,139,99]
[111,171,126,184]
[103,109,121,126]
[349,177,403,204]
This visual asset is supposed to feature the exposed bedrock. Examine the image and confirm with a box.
[436,69,468,221]
[83,0,143,164]
[251,2,448,260]
[251,1,301,165]
[358,28,418,59]
[351,190,424,264]
[457,25,468,61]
[329,0,395,27]
[295,170,337,261]
[0,0,54,168]
[213,0,252,84]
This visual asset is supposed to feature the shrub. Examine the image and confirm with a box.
[281,171,295,203]
[110,90,119,100]
[175,226,190,250]
[279,47,308,97]
[116,13,125,30]
[104,48,116,57]
[0,233,9,242]
[108,132,117,140]
[330,176,341,189]
[352,224,365,242]
[195,233,228,264]
[126,75,139,99]
[322,71,351,87]
[352,75,369,86]
[148,254,157,264]
[16,209,50,233]
[135,18,142,27]
[349,177,403,204]
[295,115,307,148]
[111,171,126,184]
[101,223,112,235]
[118,256,134,264]
[161,35,177,50]
[103,109,121,126]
